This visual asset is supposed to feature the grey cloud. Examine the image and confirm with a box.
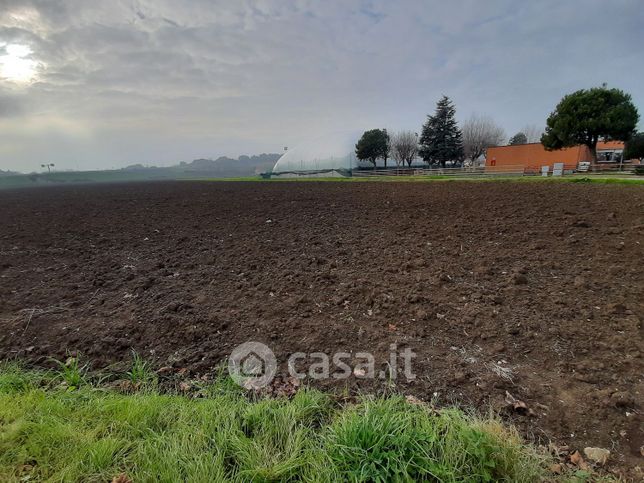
[0,91,28,117]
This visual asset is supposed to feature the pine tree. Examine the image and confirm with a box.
[542,86,638,162]
[419,96,464,167]
[508,132,528,145]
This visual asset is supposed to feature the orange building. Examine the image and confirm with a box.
[485,141,627,173]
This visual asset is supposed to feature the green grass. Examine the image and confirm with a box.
[198,174,644,185]
[126,351,158,388]
[0,363,562,482]
[50,355,89,389]
[3,169,641,191]
[0,169,198,190]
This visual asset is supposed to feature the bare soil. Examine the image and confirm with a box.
[0,181,642,475]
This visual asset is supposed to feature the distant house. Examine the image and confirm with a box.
[595,140,625,163]
[485,141,632,173]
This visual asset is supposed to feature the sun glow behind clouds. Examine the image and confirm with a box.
[0,44,39,83]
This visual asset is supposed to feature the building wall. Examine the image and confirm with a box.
[485,143,591,173]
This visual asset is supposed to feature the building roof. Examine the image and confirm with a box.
[596,140,624,150]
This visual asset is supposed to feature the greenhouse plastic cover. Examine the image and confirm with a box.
[272,131,360,173]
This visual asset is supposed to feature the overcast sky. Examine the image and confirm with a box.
[0,0,642,172]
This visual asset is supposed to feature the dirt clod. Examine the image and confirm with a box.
[584,447,610,466]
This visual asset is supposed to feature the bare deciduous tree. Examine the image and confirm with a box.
[391,131,418,167]
[522,124,544,143]
[462,115,505,165]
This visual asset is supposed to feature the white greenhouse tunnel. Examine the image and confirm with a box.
[272,131,361,173]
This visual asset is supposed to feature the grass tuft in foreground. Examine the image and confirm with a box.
[0,363,552,482]
[126,350,158,389]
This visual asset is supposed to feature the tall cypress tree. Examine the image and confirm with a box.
[419,96,464,167]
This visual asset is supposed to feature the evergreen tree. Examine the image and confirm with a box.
[381,129,391,168]
[508,132,528,145]
[624,132,644,161]
[355,129,389,168]
[541,86,638,161]
[419,96,464,167]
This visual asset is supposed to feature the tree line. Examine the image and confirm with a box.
[356,85,640,168]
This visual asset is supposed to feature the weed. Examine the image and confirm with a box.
[51,354,88,389]
[126,351,157,388]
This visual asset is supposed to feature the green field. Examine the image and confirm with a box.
[0,362,566,482]
[201,174,644,185]
[0,170,197,190]
[1,169,642,191]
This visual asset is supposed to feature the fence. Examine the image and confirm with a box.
[352,165,526,178]
[353,163,641,178]
[265,162,642,180]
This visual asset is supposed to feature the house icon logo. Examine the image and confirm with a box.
[229,341,277,389]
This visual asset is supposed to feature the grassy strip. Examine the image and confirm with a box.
[2,171,641,191]
[0,362,559,482]
[197,175,644,185]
